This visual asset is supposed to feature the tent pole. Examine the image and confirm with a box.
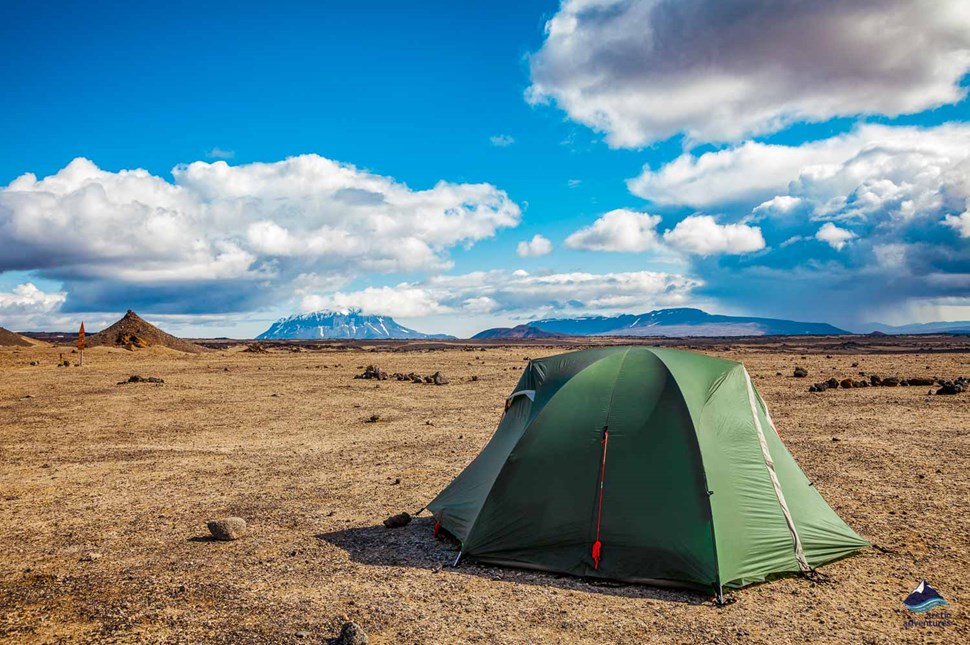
[452,551,463,567]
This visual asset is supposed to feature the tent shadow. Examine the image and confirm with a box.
[316,516,710,605]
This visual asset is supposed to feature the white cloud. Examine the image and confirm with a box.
[490,134,515,147]
[663,216,765,256]
[206,147,235,159]
[528,0,970,147]
[565,210,763,256]
[0,283,67,330]
[815,222,856,250]
[0,156,521,313]
[301,286,450,318]
[565,209,662,252]
[300,269,701,320]
[567,179,582,188]
[944,211,970,238]
[516,234,553,257]
[628,124,970,233]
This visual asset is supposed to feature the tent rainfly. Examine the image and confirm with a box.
[427,346,868,597]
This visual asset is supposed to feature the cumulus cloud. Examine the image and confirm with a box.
[815,222,856,251]
[565,209,763,256]
[299,269,701,320]
[945,211,970,238]
[528,0,970,147]
[625,122,970,323]
[629,124,970,224]
[0,283,67,330]
[663,216,765,256]
[516,234,553,258]
[490,134,515,147]
[0,156,520,313]
[565,209,662,252]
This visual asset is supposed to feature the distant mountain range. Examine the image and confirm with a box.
[257,310,455,340]
[527,308,849,337]
[472,324,565,340]
[856,321,970,335]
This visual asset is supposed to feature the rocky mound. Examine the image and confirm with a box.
[472,324,565,340]
[87,310,207,353]
[0,326,32,347]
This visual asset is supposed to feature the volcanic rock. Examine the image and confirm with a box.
[335,621,368,645]
[383,512,411,528]
[207,517,247,540]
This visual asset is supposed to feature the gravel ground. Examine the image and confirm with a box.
[0,340,967,643]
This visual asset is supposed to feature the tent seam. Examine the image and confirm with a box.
[742,368,811,574]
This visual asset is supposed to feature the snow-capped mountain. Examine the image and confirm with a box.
[257,309,454,340]
[529,308,849,337]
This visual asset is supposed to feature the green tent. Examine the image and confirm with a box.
[428,347,867,596]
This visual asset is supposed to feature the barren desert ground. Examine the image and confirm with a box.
[1,339,968,644]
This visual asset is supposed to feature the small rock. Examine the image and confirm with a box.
[870,374,882,386]
[839,378,854,389]
[936,383,962,395]
[432,371,448,385]
[831,437,840,442]
[80,551,102,562]
[365,414,380,423]
[470,375,479,382]
[793,367,808,378]
[295,630,310,639]
[826,377,840,389]
[383,512,411,528]
[881,377,900,387]
[335,622,368,645]
[391,478,401,485]
[851,362,859,368]
[207,517,247,541]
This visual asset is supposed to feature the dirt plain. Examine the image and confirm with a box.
[0,336,968,644]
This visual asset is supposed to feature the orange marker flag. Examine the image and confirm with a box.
[77,322,86,350]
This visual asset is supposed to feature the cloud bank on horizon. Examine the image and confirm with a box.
[1,0,969,336]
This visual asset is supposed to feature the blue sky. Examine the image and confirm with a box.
[2,0,969,337]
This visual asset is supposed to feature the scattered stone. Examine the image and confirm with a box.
[80,551,102,562]
[826,377,839,389]
[335,622,368,645]
[936,383,964,395]
[391,478,401,485]
[383,512,411,528]
[839,378,854,389]
[243,343,267,353]
[870,374,882,386]
[118,375,165,385]
[206,517,247,541]
[881,377,900,387]
[29,360,39,366]
[365,414,380,423]
[831,437,840,442]
[295,630,309,639]
[907,377,935,386]
[851,362,859,368]
[470,375,479,381]
[356,365,388,380]
[793,367,808,378]
[432,371,448,385]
